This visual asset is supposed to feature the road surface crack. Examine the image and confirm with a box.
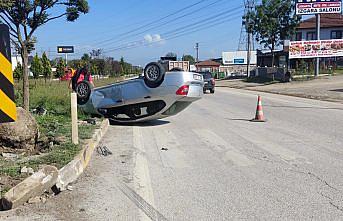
[319,192,343,213]
[288,169,340,192]
[329,202,343,213]
[307,171,339,192]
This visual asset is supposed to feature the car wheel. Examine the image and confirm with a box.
[170,67,183,71]
[76,81,92,105]
[144,62,165,88]
[203,89,206,94]
[210,89,215,94]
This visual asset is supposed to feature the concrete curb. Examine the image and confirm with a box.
[0,166,58,211]
[0,119,109,211]
[56,119,109,191]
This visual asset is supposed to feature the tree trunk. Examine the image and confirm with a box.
[271,43,275,68]
[22,48,30,111]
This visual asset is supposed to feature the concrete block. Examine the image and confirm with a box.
[0,165,58,210]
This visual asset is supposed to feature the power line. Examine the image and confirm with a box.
[103,11,242,54]
[93,0,227,48]
[92,0,211,46]
[100,7,241,53]
[101,7,242,53]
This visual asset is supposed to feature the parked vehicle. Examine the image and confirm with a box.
[199,71,215,94]
[76,62,204,123]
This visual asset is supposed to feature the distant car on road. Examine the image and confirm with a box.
[76,62,204,123]
[199,71,215,94]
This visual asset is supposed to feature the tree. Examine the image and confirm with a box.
[182,55,195,65]
[119,57,126,75]
[55,58,66,79]
[81,53,91,67]
[91,58,105,75]
[165,52,177,59]
[250,0,300,66]
[0,0,89,110]
[90,49,102,59]
[41,52,52,83]
[13,62,23,80]
[30,53,43,79]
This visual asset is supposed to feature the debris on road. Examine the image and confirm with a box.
[97,146,113,156]
[161,147,169,151]
[28,196,41,204]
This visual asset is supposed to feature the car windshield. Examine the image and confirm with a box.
[201,72,212,79]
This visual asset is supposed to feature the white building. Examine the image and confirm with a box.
[11,56,22,71]
[222,51,257,65]
[294,14,343,41]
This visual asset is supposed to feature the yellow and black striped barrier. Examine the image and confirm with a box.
[0,24,16,123]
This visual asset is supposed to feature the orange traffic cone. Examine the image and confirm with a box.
[251,95,266,122]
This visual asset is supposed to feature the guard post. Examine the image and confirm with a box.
[0,24,16,123]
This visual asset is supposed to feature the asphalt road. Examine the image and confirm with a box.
[2,87,343,220]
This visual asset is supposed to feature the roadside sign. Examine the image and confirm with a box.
[289,39,343,59]
[57,46,74,53]
[296,0,342,15]
[0,24,16,123]
[234,58,245,64]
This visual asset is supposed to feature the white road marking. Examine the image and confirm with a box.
[235,125,310,163]
[133,126,155,221]
[153,129,190,168]
[193,129,255,167]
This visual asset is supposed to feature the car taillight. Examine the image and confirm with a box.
[176,85,189,96]
[211,79,215,85]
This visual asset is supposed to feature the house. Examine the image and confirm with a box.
[294,14,343,41]
[293,14,343,69]
[195,60,220,72]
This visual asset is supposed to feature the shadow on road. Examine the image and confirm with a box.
[264,105,343,111]
[329,89,343,93]
[110,119,170,127]
[227,118,252,122]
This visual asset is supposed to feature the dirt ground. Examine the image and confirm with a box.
[216,75,343,104]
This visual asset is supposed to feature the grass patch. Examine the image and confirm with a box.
[0,77,117,193]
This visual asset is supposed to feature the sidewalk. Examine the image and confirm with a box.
[216,75,343,104]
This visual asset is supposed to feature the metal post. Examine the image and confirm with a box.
[65,53,68,66]
[315,14,320,77]
[71,93,79,145]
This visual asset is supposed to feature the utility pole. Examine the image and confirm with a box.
[195,43,199,62]
[238,0,255,78]
[315,14,320,77]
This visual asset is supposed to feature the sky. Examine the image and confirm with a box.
[33,0,247,66]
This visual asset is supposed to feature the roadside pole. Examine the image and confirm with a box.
[195,43,199,62]
[315,14,320,77]
[65,53,68,66]
[71,93,79,145]
[247,32,252,78]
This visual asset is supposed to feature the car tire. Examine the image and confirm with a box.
[170,67,183,71]
[144,62,165,88]
[210,89,215,94]
[76,81,92,105]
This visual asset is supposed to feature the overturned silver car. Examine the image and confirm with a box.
[76,62,204,123]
